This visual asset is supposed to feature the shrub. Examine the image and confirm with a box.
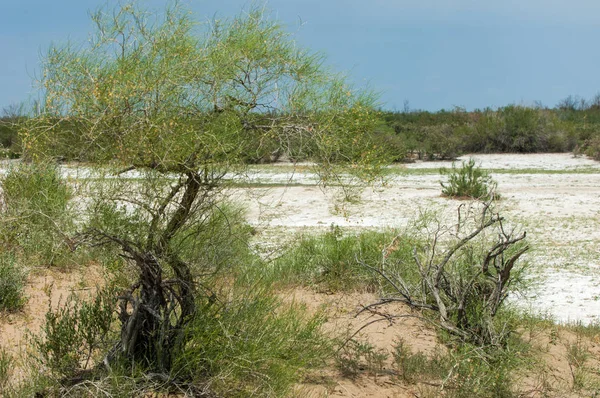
[441,158,498,200]
[584,135,600,160]
[174,285,329,397]
[271,226,417,292]
[496,105,544,152]
[0,348,14,391]
[0,252,26,312]
[0,117,21,154]
[1,162,74,267]
[30,287,116,379]
[336,339,388,378]
[364,203,528,347]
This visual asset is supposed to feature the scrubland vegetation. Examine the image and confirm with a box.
[1,2,600,398]
[6,93,600,164]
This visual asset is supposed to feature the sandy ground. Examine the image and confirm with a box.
[233,153,600,325]
[1,153,599,397]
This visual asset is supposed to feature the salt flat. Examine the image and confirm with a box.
[235,153,600,324]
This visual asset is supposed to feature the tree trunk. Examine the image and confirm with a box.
[116,171,202,371]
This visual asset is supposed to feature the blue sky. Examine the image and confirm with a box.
[2,0,600,112]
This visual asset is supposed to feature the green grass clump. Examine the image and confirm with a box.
[336,339,389,378]
[0,348,14,392]
[440,158,498,200]
[336,333,527,398]
[174,284,329,397]
[1,162,74,267]
[394,337,526,397]
[393,338,448,383]
[271,226,417,292]
[0,252,26,312]
[30,287,116,379]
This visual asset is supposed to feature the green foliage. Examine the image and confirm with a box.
[338,336,524,397]
[0,108,23,157]
[378,104,585,161]
[21,2,385,177]
[393,339,448,383]
[86,176,257,276]
[365,205,529,347]
[336,339,389,378]
[0,348,14,391]
[393,339,525,397]
[271,226,416,292]
[584,135,600,160]
[1,162,73,267]
[0,120,18,149]
[0,252,26,312]
[441,158,498,200]
[174,284,329,397]
[172,202,258,274]
[444,349,518,398]
[31,287,116,379]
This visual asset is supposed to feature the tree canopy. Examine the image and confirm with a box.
[17,1,389,375]
[22,2,386,177]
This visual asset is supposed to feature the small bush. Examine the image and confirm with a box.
[444,348,518,398]
[0,348,14,392]
[271,226,416,292]
[31,287,116,379]
[1,162,74,267]
[0,252,26,312]
[174,285,329,397]
[364,204,528,347]
[393,338,447,383]
[440,158,498,200]
[336,339,389,378]
[584,135,600,160]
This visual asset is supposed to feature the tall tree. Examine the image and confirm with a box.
[20,2,387,372]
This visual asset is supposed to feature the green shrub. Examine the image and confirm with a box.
[0,348,14,392]
[445,348,518,398]
[1,162,74,267]
[0,117,20,152]
[174,285,329,397]
[393,338,448,383]
[0,252,26,312]
[31,287,116,379]
[440,158,498,200]
[271,226,417,292]
[336,339,389,378]
[584,135,600,160]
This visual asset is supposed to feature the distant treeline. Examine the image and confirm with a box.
[0,115,22,159]
[3,95,600,162]
[376,97,600,161]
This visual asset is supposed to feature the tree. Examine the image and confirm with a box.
[20,2,387,374]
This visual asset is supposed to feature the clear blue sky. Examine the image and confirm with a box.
[2,0,600,112]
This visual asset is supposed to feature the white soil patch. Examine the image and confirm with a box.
[3,154,597,325]
[405,152,600,170]
[232,153,600,325]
